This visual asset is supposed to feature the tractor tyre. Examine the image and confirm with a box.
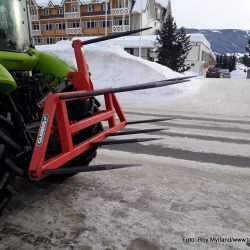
[0,116,21,215]
[66,97,103,166]
[47,97,103,180]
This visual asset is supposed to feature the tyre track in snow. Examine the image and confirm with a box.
[106,111,250,168]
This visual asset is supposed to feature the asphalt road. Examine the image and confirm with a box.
[0,96,250,250]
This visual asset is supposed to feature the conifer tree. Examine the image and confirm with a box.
[221,54,228,69]
[228,54,236,72]
[157,13,191,72]
[176,27,192,72]
[243,38,250,67]
[246,38,250,54]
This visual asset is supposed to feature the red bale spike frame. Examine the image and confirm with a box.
[29,40,127,180]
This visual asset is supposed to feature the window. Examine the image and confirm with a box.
[125,48,134,55]
[86,5,94,12]
[44,9,50,16]
[56,37,66,42]
[68,22,80,28]
[84,20,98,29]
[99,20,112,28]
[34,38,41,45]
[117,0,127,8]
[114,19,129,26]
[32,24,40,30]
[70,3,79,12]
[57,8,63,14]
[101,4,109,11]
[43,23,54,30]
[44,37,54,44]
[30,9,36,16]
[55,22,65,30]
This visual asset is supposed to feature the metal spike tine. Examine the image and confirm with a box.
[108,128,166,136]
[60,78,189,100]
[82,27,152,45]
[127,118,173,125]
[43,164,142,175]
[91,137,161,146]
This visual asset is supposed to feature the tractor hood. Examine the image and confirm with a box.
[0,0,31,52]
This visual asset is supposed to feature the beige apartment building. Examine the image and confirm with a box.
[28,0,169,45]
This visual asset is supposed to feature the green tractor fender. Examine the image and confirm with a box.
[0,63,16,93]
[0,49,74,94]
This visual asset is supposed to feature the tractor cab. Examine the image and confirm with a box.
[0,0,31,52]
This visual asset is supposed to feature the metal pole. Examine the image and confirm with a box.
[122,0,126,49]
[105,0,108,35]
[138,0,142,58]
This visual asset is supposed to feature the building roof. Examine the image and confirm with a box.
[188,33,211,49]
[155,0,168,8]
[34,0,109,7]
[132,0,168,13]
[34,0,63,7]
[131,0,148,13]
[34,0,167,9]
[81,0,110,4]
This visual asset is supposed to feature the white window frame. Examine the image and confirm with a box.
[101,4,109,11]
[114,19,129,26]
[84,20,98,29]
[67,21,80,28]
[99,20,112,28]
[44,37,54,44]
[70,3,79,12]
[43,23,54,30]
[57,8,64,14]
[44,9,50,16]
[55,22,66,30]
[30,9,36,16]
[86,5,94,12]
[32,24,40,30]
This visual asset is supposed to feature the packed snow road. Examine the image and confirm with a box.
[0,79,250,250]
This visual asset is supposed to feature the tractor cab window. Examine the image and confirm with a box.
[0,0,31,52]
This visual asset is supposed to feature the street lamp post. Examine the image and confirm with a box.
[138,0,142,58]
[105,0,108,35]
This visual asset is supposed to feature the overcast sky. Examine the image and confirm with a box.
[171,0,250,30]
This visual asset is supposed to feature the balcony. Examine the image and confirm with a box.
[31,15,39,21]
[112,25,130,33]
[40,14,64,19]
[84,10,110,16]
[111,8,129,15]
[64,12,80,19]
[32,30,41,36]
[66,28,82,35]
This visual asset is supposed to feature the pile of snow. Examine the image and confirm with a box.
[37,40,201,98]
[230,63,247,79]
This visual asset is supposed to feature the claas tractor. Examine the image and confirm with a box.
[0,0,192,214]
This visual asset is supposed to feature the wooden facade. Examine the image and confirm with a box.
[29,0,132,45]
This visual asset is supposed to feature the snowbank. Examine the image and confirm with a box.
[37,40,201,97]
[230,63,247,79]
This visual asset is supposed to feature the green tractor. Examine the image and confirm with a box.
[0,0,191,215]
[0,0,105,214]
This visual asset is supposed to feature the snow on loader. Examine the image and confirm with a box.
[0,0,193,214]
